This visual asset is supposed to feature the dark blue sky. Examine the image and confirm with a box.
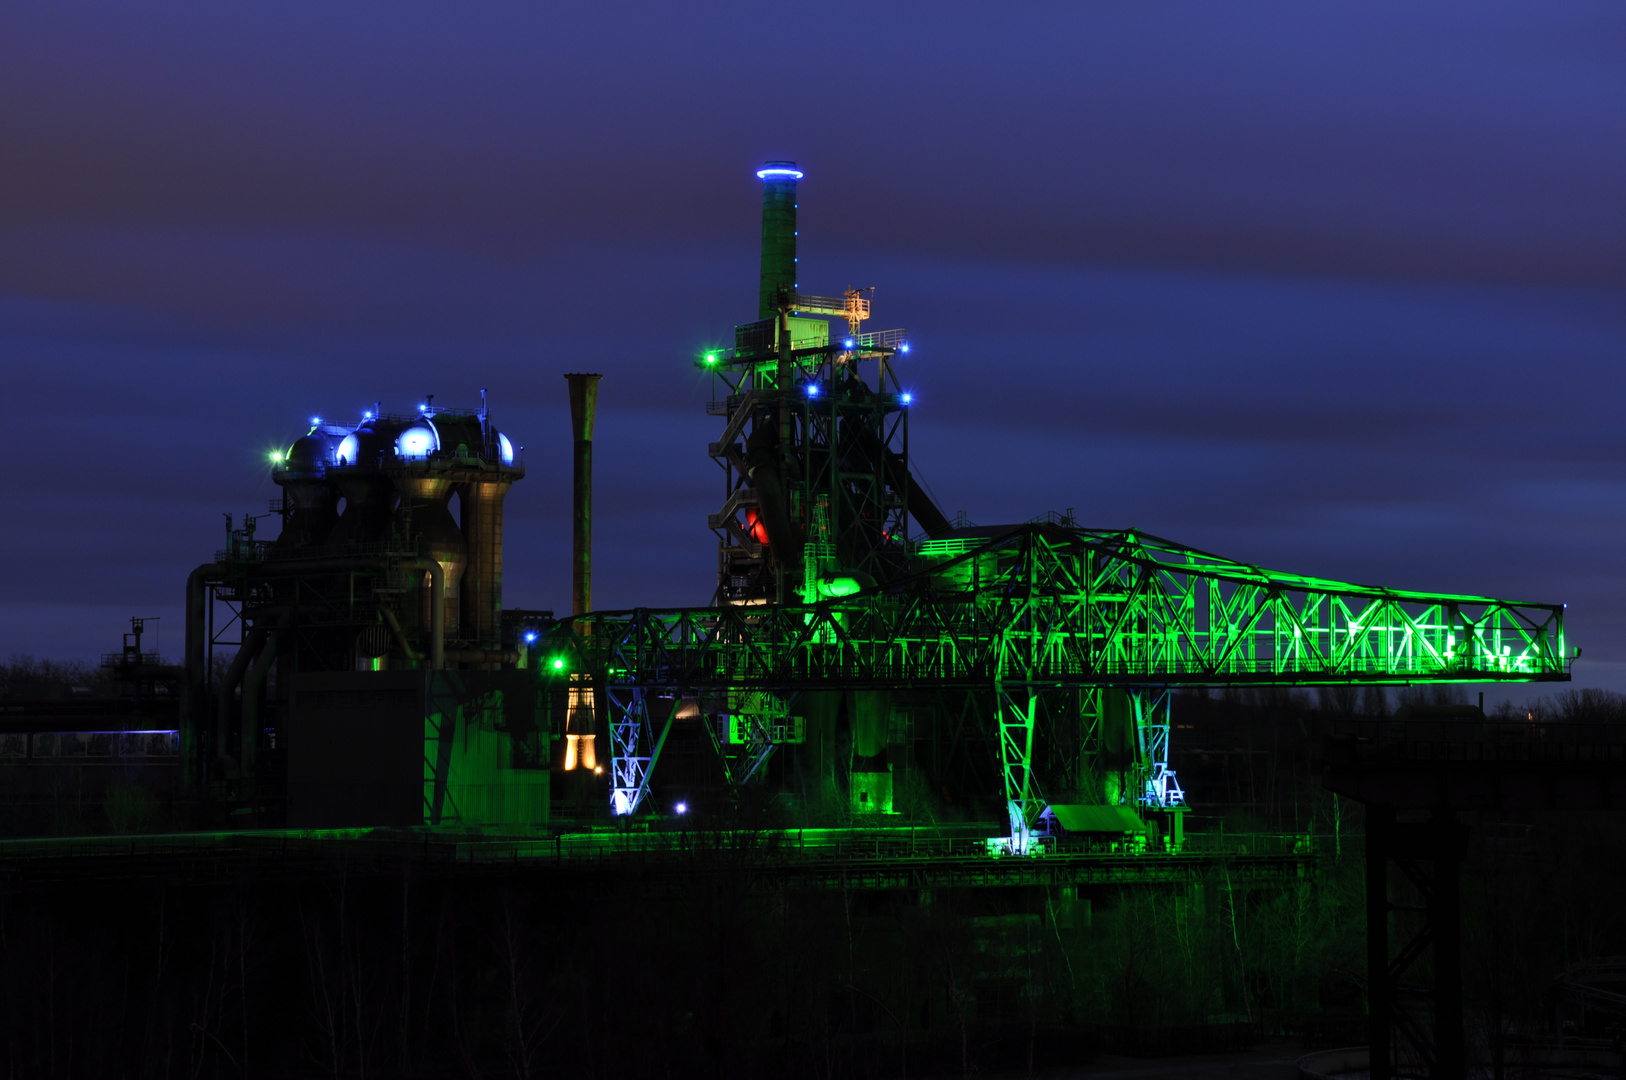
[3,2,1624,699]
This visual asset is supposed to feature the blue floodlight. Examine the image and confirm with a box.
[844,338,854,348]
[675,801,688,815]
[417,403,427,413]
[756,166,804,180]
[310,416,321,425]
[363,410,374,419]
[524,631,538,644]
[900,343,911,353]
[900,392,913,405]
[806,384,819,398]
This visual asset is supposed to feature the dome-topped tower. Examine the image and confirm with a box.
[268,397,525,669]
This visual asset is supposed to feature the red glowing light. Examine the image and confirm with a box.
[744,508,770,545]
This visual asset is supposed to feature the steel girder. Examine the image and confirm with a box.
[547,523,1567,691]
[540,523,1568,823]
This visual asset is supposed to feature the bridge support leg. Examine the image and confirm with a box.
[608,687,652,816]
[1430,811,1465,1080]
[1365,805,1468,1080]
[701,694,782,787]
[1366,806,1393,1080]
[995,681,1041,854]
[1130,689,1183,808]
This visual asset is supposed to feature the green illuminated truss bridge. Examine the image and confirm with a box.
[539,521,1570,849]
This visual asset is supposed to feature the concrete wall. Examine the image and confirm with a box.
[288,670,549,828]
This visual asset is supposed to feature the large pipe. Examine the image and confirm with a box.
[380,608,419,664]
[460,479,512,647]
[744,420,804,569]
[564,373,602,620]
[756,162,802,321]
[218,619,273,773]
[241,619,282,780]
[406,558,445,670]
[393,476,465,638]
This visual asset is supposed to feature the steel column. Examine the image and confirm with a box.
[995,680,1041,853]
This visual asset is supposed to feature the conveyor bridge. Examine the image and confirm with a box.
[538,521,1570,849]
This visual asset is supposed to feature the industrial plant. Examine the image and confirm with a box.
[0,162,1616,1080]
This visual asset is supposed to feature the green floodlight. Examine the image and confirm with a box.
[704,352,718,365]
[551,656,567,672]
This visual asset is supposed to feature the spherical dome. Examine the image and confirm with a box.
[396,425,438,459]
[285,435,328,473]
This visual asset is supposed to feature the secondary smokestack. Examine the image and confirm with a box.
[756,161,802,320]
[564,373,602,618]
[563,373,602,775]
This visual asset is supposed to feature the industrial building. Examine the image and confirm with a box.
[0,161,1596,1080]
[534,162,1570,852]
[68,160,1555,848]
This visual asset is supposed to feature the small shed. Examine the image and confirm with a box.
[1039,804,1146,836]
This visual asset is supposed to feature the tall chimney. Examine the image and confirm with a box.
[563,373,602,774]
[564,373,602,619]
[756,162,802,320]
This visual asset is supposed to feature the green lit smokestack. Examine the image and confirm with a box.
[756,161,802,320]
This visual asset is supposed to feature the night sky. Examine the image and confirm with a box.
[4,3,1624,700]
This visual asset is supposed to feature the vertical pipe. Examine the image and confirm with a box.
[459,480,511,647]
[218,621,270,773]
[404,559,445,669]
[478,481,506,646]
[241,622,281,781]
[756,162,801,321]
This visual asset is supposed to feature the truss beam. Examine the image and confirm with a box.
[545,525,1568,693]
[550,524,1567,822]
